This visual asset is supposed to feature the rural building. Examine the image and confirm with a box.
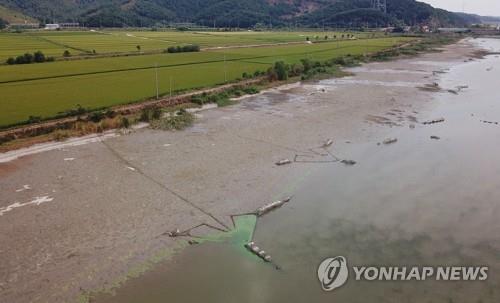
[471,26,500,35]
[59,23,80,29]
[437,28,471,34]
[45,24,60,30]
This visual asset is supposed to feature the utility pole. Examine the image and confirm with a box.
[224,54,227,83]
[155,63,159,99]
[170,76,173,97]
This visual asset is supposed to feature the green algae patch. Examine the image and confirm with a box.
[190,215,257,245]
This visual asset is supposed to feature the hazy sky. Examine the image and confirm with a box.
[421,0,500,16]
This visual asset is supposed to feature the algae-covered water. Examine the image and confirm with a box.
[95,39,500,303]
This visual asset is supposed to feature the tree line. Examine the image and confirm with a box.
[166,45,200,53]
[6,51,55,65]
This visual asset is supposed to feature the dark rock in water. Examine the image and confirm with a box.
[188,240,199,245]
[430,136,441,140]
[341,160,357,166]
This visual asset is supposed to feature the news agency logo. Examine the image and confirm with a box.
[318,256,489,292]
[317,256,349,291]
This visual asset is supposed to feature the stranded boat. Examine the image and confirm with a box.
[244,241,272,262]
[255,197,292,217]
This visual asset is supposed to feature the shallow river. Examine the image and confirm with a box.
[96,39,500,303]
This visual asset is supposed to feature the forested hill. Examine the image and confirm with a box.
[0,0,482,28]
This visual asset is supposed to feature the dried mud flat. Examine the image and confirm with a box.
[0,40,480,303]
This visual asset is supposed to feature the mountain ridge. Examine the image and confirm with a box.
[0,0,484,28]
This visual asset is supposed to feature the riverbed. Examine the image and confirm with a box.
[94,38,500,303]
[1,39,498,303]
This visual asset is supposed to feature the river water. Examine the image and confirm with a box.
[95,39,500,303]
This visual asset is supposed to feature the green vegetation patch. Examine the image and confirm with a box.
[150,109,195,130]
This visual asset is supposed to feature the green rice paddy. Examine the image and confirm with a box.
[0,31,413,128]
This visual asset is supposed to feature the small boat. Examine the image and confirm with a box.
[167,229,181,237]
[244,242,272,263]
[256,197,292,217]
[322,139,334,148]
[275,159,292,166]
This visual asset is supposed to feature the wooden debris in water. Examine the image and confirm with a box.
[256,197,291,217]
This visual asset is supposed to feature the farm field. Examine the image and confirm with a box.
[0,35,414,128]
[0,37,407,83]
[0,30,389,61]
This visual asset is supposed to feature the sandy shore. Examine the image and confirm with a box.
[0,39,480,303]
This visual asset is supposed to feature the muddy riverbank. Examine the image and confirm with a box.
[0,39,491,303]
